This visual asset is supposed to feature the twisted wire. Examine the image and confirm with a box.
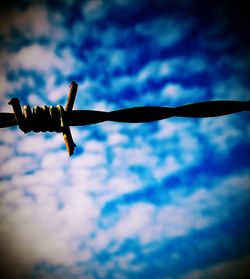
[7,93,250,157]
[8,98,67,134]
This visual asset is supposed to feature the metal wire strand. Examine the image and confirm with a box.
[8,98,67,134]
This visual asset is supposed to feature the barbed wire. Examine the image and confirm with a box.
[3,81,250,156]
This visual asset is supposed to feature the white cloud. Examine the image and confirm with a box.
[107,133,128,146]
[161,83,206,102]
[153,118,202,172]
[113,203,155,239]
[0,155,38,176]
[0,73,12,102]
[177,129,202,164]
[111,75,135,92]
[155,197,213,239]
[0,172,101,276]
[47,83,69,103]
[0,113,249,278]
[135,16,195,47]
[155,119,192,139]
[91,100,115,112]
[82,0,108,21]
[109,49,127,69]
[137,56,208,86]
[0,129,21,145]
[91,203,155,250]
[17,133,64,156]
[84,139,106,153]
[9,44,75,75]
[200,116,244,153]
[104,175,142,201]
[0,4,50,38]
[153,155,181,179]
[137,60,171,82]
[0,3,68,48]
[58,186,100,233]
[213,76,250,100]
[71,151,106,168]
[162,83,181,97]
[27,93,46,106]
[91,169,250,254]
[11,169,66,188]
[41,151,69,169]
[0,145,13,163]
[10,44,58,71]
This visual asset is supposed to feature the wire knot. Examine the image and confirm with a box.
[8,81,78,156]
[8,99,67,134]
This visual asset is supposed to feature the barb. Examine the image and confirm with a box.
[7,81,78,156]
[2,81,250,156]
[63,81,78,156]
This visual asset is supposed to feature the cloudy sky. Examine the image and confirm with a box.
[0,0,250,278]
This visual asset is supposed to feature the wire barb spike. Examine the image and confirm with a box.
[8,81,79,157]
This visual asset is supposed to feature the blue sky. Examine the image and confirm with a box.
[0,0,250,278]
